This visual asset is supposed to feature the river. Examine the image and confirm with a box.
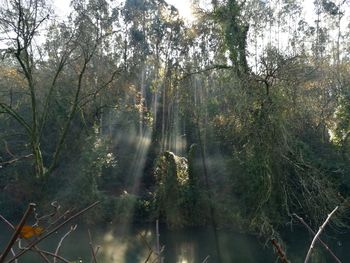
[0,223,348,262]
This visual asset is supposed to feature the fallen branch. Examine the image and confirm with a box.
[271,239,290,263]
[5,201,100,263]
[0,203,35,263]
[293,213,342,263]
[304,206,339,263]
[0,214,51,263]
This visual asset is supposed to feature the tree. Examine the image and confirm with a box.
[0,0,55,178]
[0,0,116,179]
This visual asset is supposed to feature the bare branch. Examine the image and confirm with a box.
[201,256,210,263]
[293,213,342,263]
[144,250,153,263]
[304,206,339,263]
[0,203,36,263]
[139,233,153,263]
[88,229,98,263]
[5,201,100,263]
[78,68,122,107]
[34,249,70,263]
[48,36,100,174]
[53,225,77,263]
[0,102,32,136]
[35,201,61,225]
[38,42,77,139]
[9,249,16,263]
[0,154,33,168]
[3,140,15,158]
[181,64,232,80]
[0,213,53,263]
[271,239,290,263]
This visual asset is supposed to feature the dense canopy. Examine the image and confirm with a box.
[1,0,350,257]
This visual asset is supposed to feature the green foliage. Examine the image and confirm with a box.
[152,150,207,227]
[183,144,206,225]
[1,0,350,250]
[79,193,151,224]
[211,0,249,73]
[114,192,138,223]
[333,88,350,158]
[153,151,187,227]
[44,128,117,223]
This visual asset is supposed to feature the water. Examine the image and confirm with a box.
[0,224,348,262]
[0,224,275,263]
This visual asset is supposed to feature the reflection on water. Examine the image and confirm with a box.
[176,241,195,263]
[94,225,274,263]
[1,224,348,263]
[0,224,274,263]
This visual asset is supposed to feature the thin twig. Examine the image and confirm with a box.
[0,154,33,168]
[0,215,15,229]
[0,203,35,263]
[202,256,210,263]
[0,214,51,263]
[49,209,74,227]
[156,220,160,263]
[5,201,100,263]
[34,249,70,263]
[35,201,61,224]
[144,250,153,263]
[53,225,77,263]
[293,213,342,263]
[3,141,15,158]
[9,249,16,263]
[180,64,232,80]
[151,248,165,263]
[88,229,98,263]
[139,234,152,251]
[139,233,153,263]
[19,243,71,263]
[304,206,339,263]
[93,247,100,263]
